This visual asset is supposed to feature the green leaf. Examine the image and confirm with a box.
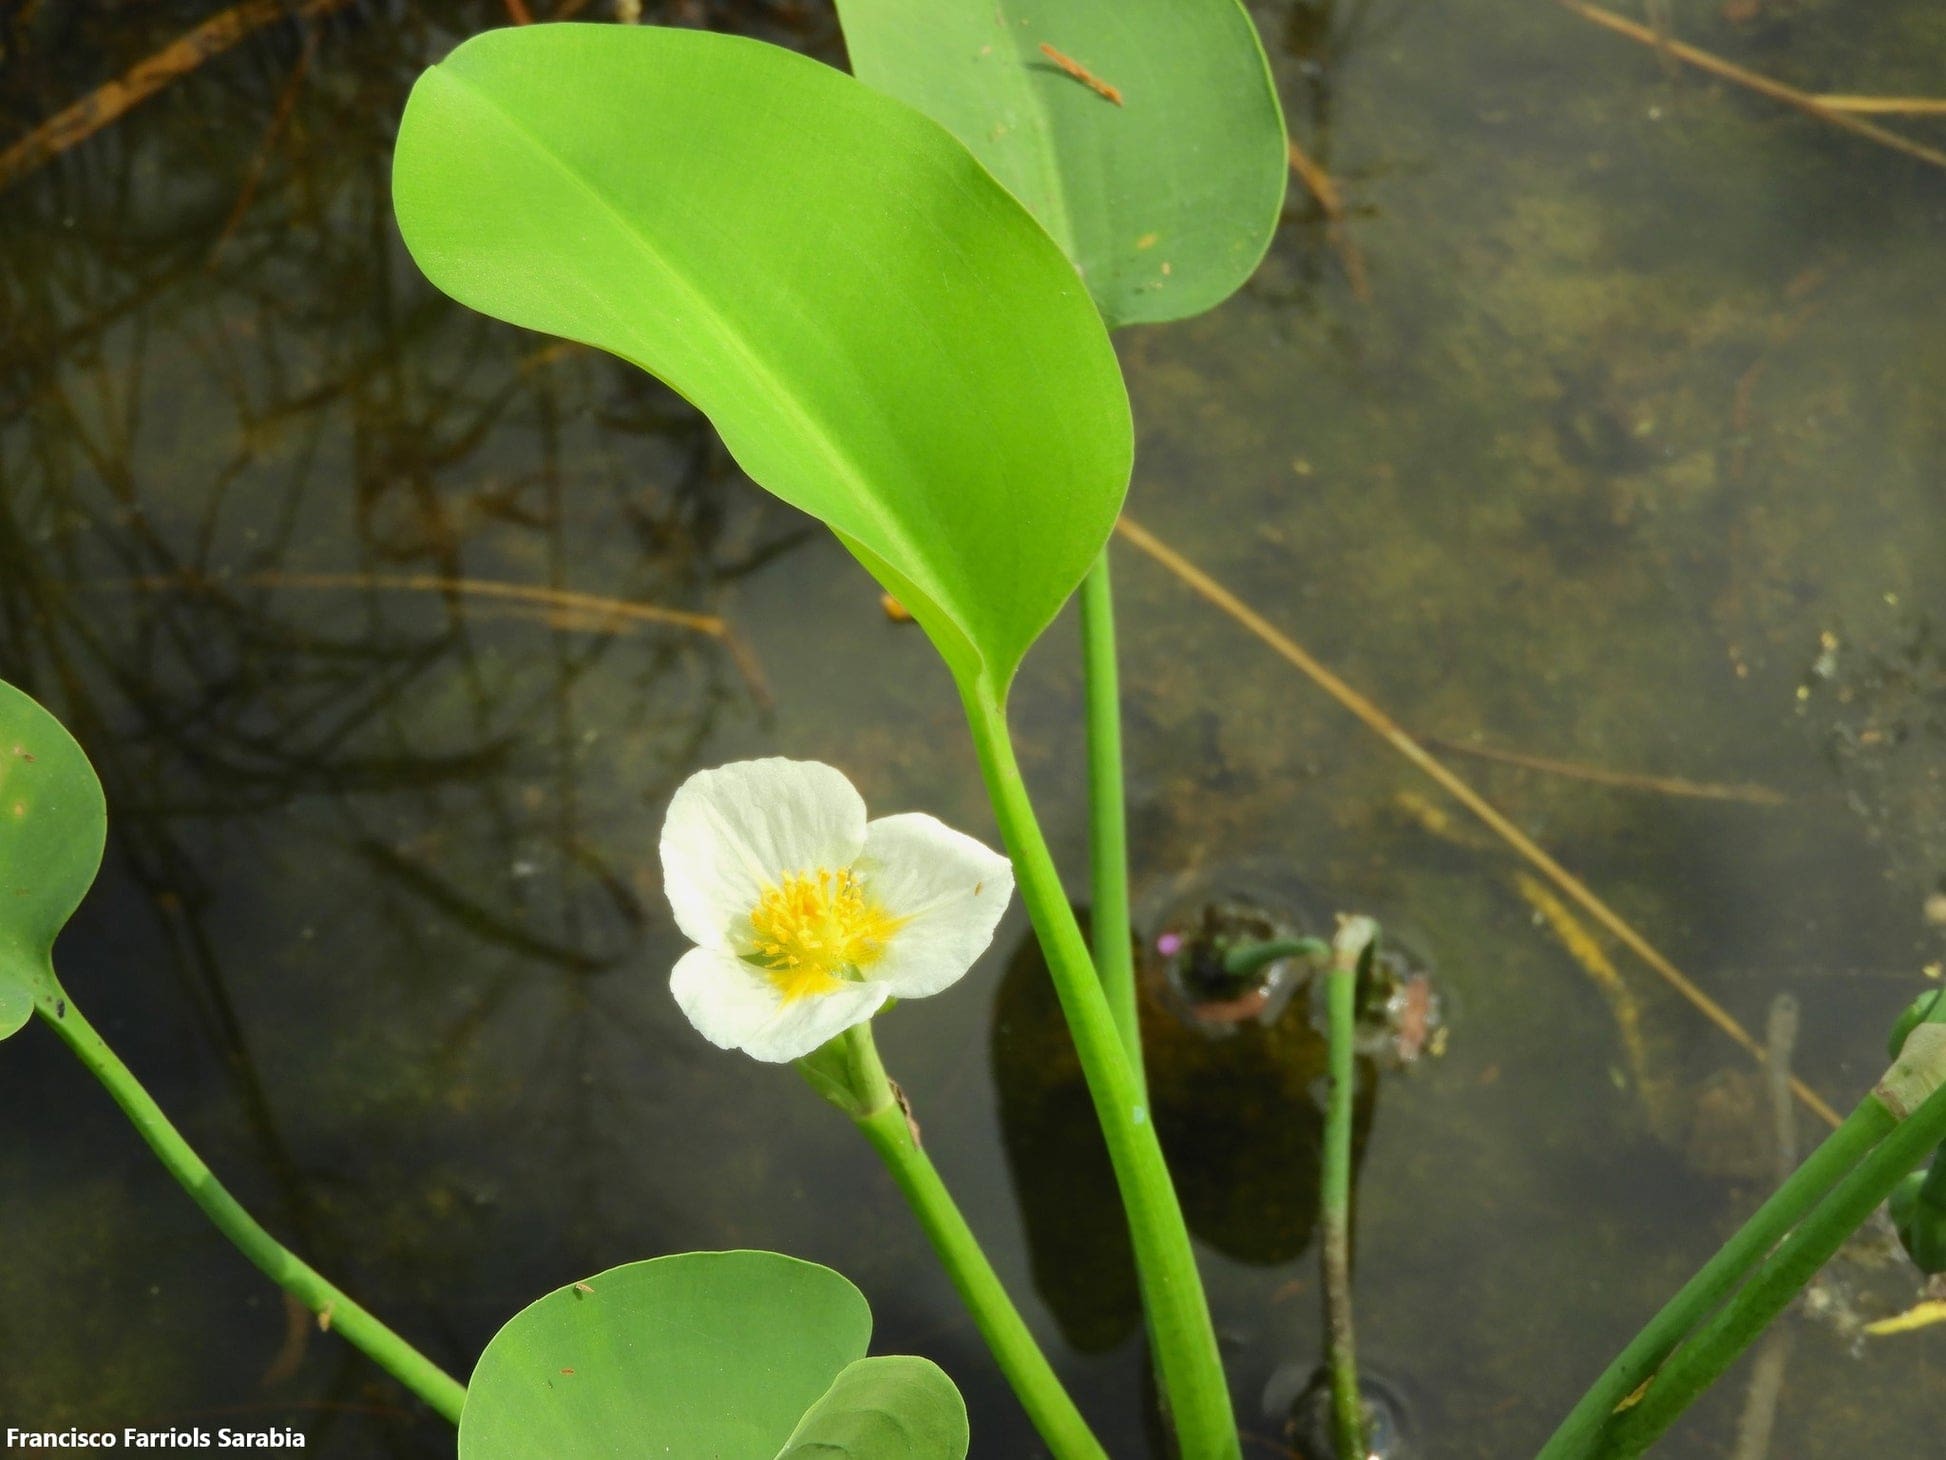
[0,680,107,1040]
[776,1355,969,1459]
[393,23,1132,691]
[459,1251,874,1460]
[834,0,1287,329]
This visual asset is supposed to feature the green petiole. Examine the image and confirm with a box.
[963,674,1240,1460]
[1079,547,1142,1086]
[35,988,467,1425]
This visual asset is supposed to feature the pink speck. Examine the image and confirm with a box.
[1156,932,1184,957]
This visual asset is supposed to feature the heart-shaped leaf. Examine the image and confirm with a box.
[776,1355,969,1459]
[393,24,1132,692]
[459,1251,874,1459]
[0,680,107,1040]
[835,0,1287,329]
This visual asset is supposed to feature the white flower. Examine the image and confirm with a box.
[658,758,1015,1062]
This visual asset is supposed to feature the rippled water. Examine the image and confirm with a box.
[3,2,1942,1454]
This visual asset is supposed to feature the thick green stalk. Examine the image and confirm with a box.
[1534,1096,1894,1460]
[1597,1079,1946,1457]
[851,1107,1107,1452]
[1322,919,1371,1460]
[1079,549,1141,1082]
[962,676,1239,1460]
[36,992,468,1424]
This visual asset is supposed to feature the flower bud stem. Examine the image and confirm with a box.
[963,676,1240,1460]
[1222,936,1331,982]
[34,987,466,1423]
[835,1033,1107,1458]
[1080,549,1142,1086]
[1323,918,1376,1460]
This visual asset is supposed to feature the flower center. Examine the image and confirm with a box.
[745,868,904,1002]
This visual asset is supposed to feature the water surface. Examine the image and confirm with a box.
[3,2,1943,1454]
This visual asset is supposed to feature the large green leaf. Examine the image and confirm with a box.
[0,681,107,1040]
[459,1251,874,1459]
[835,0,1287,329]
[393,24,1132,691]
[776,1355,969,1459]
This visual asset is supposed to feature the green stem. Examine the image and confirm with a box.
[1080,549,1141,1084]
[839,1057,1107,1457]
[961,676,1239,1460]
[36,989,468,1424]
[1322,919,1372,1460]
[1221,937,1330,982]
[1597,1080,1946,1458]
[805,1025,1103,1456]
[1534,1096,1894,1460]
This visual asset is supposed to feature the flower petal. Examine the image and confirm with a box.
[660,758,868,949]
[853,813,1014,999]
[741,982,889,1063]
[671,946,889,1063]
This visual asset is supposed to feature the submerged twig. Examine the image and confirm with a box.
[1811,95,1946,116]
[1729,994,1800,1460]
[207,31,317,267]
[1764,993,1800,1175]
[1425,733,1787,805]
[92,570,772,706]
[1728,1328,1791,1460]
[1114,513,1843,1129]
[103,570,722,632]
[1515,873,1656,1107]
[0,0,355,192]
[1552,0,1946,173]
[1285,138,1371,302]
[1864,1299,1946,1336]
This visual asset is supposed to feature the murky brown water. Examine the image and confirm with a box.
[3,2,1943,1455]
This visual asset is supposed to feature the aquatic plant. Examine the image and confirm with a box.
[7,3,1946,1458]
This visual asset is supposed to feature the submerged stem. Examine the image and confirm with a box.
[35,990,467,1424]
[962,676,1239,1460]
[1322,918,1373,1460]
[1080,549,1141,1083]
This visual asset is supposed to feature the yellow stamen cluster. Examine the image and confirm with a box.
[745,868,904,1002]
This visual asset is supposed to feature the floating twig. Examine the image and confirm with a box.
[1864,1299,1946,1337]
[95,570,771,707]
[1038,43,1123,107]
[1424,734,1787,805]
[1811,96,1946,116]
[1114,513,1843,1129]
[1552,0,1946,173]
[0,0,355,193]
[1285,138,1371,302]
[1763,993,1800,1175]
[207,31,317,267]
[1515,873,1656,1108]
